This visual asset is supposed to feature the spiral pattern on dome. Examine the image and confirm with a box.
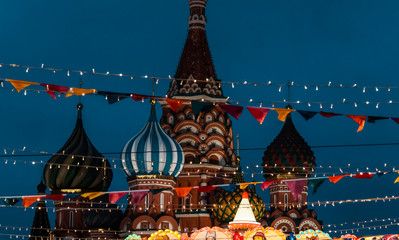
[121,104,184,178]
[43,104,113,193]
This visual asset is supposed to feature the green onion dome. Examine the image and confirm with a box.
[212,186,265,223]
[262,113,316,179]
[43,104,113,193]
[212,161,265,223]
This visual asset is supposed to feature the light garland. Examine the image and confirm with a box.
[1,62,399,93]
[325,217,399,228]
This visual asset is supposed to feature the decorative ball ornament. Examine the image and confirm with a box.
[296,230,331,240]
[125,234,142,240]
[212,187,265,223]
[149,230,181,240]
[244,226,286,240]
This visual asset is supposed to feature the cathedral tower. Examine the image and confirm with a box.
[160,0,237,232]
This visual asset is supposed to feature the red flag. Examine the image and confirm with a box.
[328,174,350,184]
[40,83,69,99]
[260,180,278,191]
[391,118,399,124]
[247,107,270,124]
[320,111,342,118]
[285,180,307,201]
[346,115,367,132]
[109,192,128,204]
[219,103,244,120]
[166,98,186,112]
[131,93,148,101]
[353,173,374,179]
[130,191,149,205]
[22,196,39,208]
[197,186,216,193]
[45,194,65,201]
[175,187,193,198]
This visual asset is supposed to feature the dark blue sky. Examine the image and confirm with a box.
[0,0,398,238]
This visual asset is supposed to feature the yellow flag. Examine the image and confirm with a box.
[81,192,105,200]
[395,176,399,184]
[274,108,295,122]
[7,79,39,93]
[239,182,260,189]
[66,88,97,97]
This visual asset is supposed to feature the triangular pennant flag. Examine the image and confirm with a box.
[81,192,106,200]
[150,188,171,195]
[2,198,20,206]
[65,88,97,97]
[320,111,342,118]
[377,171,387,178]
[97,91,130,104]
[40,83,69,99]
[239,182,259,190]
[22,196,39,208]
[395,176,399,184]
[131,93,155,102]
[390,118,399,125]
[328,175,350,184]
[297,110,318,121]
[219,103,244,120]
[260,181,277,191]
[274,108,294,122]
[7,79,39,92]
[197,186,216,193]
[219,184,236,192]
[130,191,149,205]
[45,194,65,201]
[192,101,212,116]
[346,115,367,132]
[353,173,374,179]
[166,98,186,112]
[175,187,193,198]
[367,116,389,123]
[285,180,307,201]
[308,179,326,194]
[109,192,128,204]
[246,107,270,124]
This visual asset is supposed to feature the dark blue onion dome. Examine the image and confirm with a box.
[83,195,123,230]
[262,112,316,180]
[121,102,184,178]
[43,104,113,193]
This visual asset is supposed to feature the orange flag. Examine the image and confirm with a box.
[395,175,399,184]
[166,98,186,112]
[274,108,295,122]
[65,88,97,97]
[239,182,260,189]
[7,79,39,93]
[346,115,367,132]
[328,175,350,184]
[175,187,193,198]
[22,196,39,208]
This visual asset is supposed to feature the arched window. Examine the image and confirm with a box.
[284,194,288,211]
[160,193,165,212]
[69,211,73,228]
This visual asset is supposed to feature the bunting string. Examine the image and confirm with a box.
[1,62,399,93]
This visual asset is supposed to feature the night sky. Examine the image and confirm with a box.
[0,0,398,238]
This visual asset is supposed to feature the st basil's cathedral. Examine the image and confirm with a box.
[29,0,323,239]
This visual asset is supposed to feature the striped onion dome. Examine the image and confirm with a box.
[121,103,184,178]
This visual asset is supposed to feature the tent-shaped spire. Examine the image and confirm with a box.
[228,191,261,230]
[29,180,51,240]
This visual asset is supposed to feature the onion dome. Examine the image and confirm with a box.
[121,103,184,178]
[83,196,123,230]
[212,158,265,223]
[262,113,316,179]
[43,104,113,193]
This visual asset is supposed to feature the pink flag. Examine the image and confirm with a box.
[219,103,243,120]
[109,192,128,204]
[285,180,307,201]
[260,180,277,191]
[130,191,149,205]
[247,107,270,124]
[40,83,69,99]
